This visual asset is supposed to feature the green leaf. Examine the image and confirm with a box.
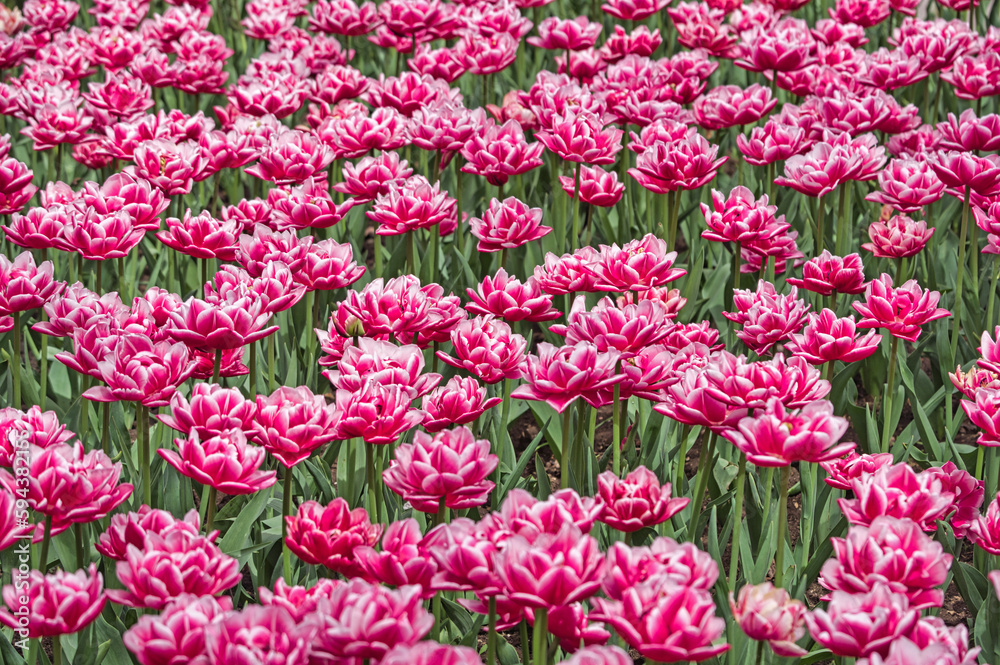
[500,415,550,498]
[220,486,273,556]
[0,630,26,665]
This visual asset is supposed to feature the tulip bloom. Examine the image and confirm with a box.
[437,315,527,384]
[805,585,919,659]
[596,466,689,532]
[865,159,944,213]
[729,583,808,657]
[723,281,810,355]
[204,605,316,665]
[252,385,341,467]
[469,197,552,253]
[785,310,882,365]
[0,251,64,315]
[861,215,934,259]
[786,251,866,296]
[512,341,622,412]
[123,594,232,665]
[723,398,853,467]
[0,564,105,638]
[284,498,382,576]
[384,426,499,513]
[355,518,438,594]
[466,270,560,323]
[83,335,195,408]
[421,376,502,432]
[496,523,604,608]
[590,234,686,292]
[158,383,256,439]
[159,429,277,495]
[96,507,202,561]
[852,274,949,342]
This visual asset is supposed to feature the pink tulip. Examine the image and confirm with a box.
[820,452,895,490]
[0,442,132,527]
[310,0,380,36]
[107,529,241,609]
[469,196,552,252]
[158,383,256,440]
[310,580,434,662]
[512,341,622,412]
[930,150,1000,197]
[409,101,483,159]
[259,578,342,620]
[236,224,312,276]
[168,293,278,353]
[295,238,365,291]
[83,335,195,407]
[737,119,809,167]
[384,426,498,512]
[466,269,559,323]
[950,365,1000,399]
[0,564,105,638]
[700,186,788,245]
[969,492,1000,555]
[730,583,808,657]
[532,247,600,295]
[852,274,949,342]
[528,16,602,51]
[326,338,440,397]
[629,132,726,193]
[0,157,36,214]
[596,465,689,532]
[268,178,354,231]
[368,175,456,236]
[0,250,64,314]
[724,281,810,355]
[592,581,729,663]
[820,516,952,609]
[554,296,673,357]
[558,164,625,207]
[786,251,866,296]
[563,646,633,665]
[838,463,957,531]
[590,234,686,292]
[536,109,623,165]
[4,204,71,251]
[334,151,412,203]
[130,139,205,196]
[421,376,502,432]
[355,518,438,594]
[204,605,315,665]
[156,210,240,261]
[322,107,408,159]
[461,119,544,186]
[0,405,74,459]
[499,488,603,540]
[381,643,483,665]
[334,381,425,444]
[285,498,382,576]
[0,488,28,551]
[437,315,527,384]
[942,52,1000,101]
[252,385,341,468]
[496,523,604,608]
[785,310,882,365]
[925,462,983,539]
[775,134,884,198]
[123,594,232,665]
[694,84,776,130]
[159,429,276,495]
[866,159,945,213]
[723,397,852,466]
[96,506,202,561]
[805,585,919,658]
[736,23,813,73]
[862,215,934,259]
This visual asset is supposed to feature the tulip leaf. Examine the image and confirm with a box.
[0,631,25,665]
[500,415,550,499]
[797,649,834,665]
[534,453,551,500]
[441,598,474,636]
[220,487,273,556]
[496,637,520,665]
[975,585,999,663]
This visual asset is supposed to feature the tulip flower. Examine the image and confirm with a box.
[866,159,945,213]
[421,376,502,432]
[123,594,233,665]
[820,452,895,491]
[381,643,483,665]
[724,281,810,355]
[96,507,202,561]
[158,383,256,439]
[496,523,604,608]
[252,385,341,468]
[469,196,552,253]
[325,338,440,397]
[83,335,196,408]
[461,119,545,187]
[805,585,919,659]
[334,151,412,203]
[0,564,105,638]
[528,16,603,51]
[820,516,952,610]
[969,492,1000,555]
[355,518,438,594]
[838,463,957,531]
[861,215,934,259]
[204,605,316,665]
[590,234,686,292]
[159,429,277,496]
[786,251,866,296]
[694,84,776,130]
[168,293,278,353]
[785,310,882,365]
[368,175,456,236]
[156,210,240,261]
[107,530,241,609]
[258,578,343,620]
[0,250,64,315]
[563,646,633,665]
[853,274,949,342]
[384,426,499,512]
[285,498,382,576]
[536,109,623,165]
[295,239,366,291]
[499,488,603,539]
[512,341,622,413]
[0,405,74,459]
[724,397,852,467]
[437,315,527,384]
[729,583,808,657]
[596,466,689,532]
[466,270,560,323]
[334,381,425,444]
[700,186,787,245]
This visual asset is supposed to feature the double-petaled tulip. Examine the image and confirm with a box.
[969,492,1000,555]
[268,178,355,231]
[156,209,240,261]
[499,488,603,539]
[820,452,895,491]
[0,564,105,638]
[589,234,686,292]
[533,247,601,295]
[852,274,949,342]
[786,251,866,296]
[700,186,787,245]
[596,465,688,532]
[335,381,425,444]
[5,204,70,251]
[862,215,934,259]
[258,578,343,620]
[236,224,312,276]
[466,269,560,323]
[384,426,498,513]
[785,310,882,365]
[730,583,808,657]
[461,119,544,186]
[158,383,256,439]
[295,239,366,291]
[930,150,1000,197]
[310,580,435,662]
[469,196,552,252]
[96,507,202,561]
[285,498,381,576]
[724,281,810,355]
[355,519,438,594]
[437,315,527,384]
[107,529,241,609]
[0,442,131,528]
[528,16,602,51]
[335,151,412,203]
[382,643,484,665]
[512,341,622,412]
[0,406,74,463]
[131,139,205,196]
[205,605,316,665]
[737,119,809,167]
[421,376,502,432]
[0,157,36,214]
[159,429,276,495]
[123,594,232,665]
[168,292,278,353]
[536,109,623,165]
[820,516,952,610]
[602,538,719,601]
[554,296,672,357]
[805,585,919,659]
[253,385,341,468]
[838,463,957,531]
[629,132,727,193]
[83,335,195,407]
[496,523,604,608]
[938,110,1000,153]
[326,338,440,397]
[558,164,625,207]
[0,251,64,315]
[246,130,335,185]
[58,208,147,261]
[564,646,633,665]
[961,386,1000,447]
[723,397,852,467]
[368,175,457,236]
[866,159,945,213]
[694,84,776,130]
[736,24,813,73]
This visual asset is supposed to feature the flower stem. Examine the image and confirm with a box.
[101,401,110,455]
[728,453,747,589]
[988,258,1000,333]
[675,424,690,491]
[141,404,151,506]
[815,195,825,254]
[374,233,383,278]
[519,618,530,665]
[835,185,848,256]
[532,608,548,665]
[686,431,716,542]
[561,407,572,489]
[612,362,623,476]
[212,349,222,384]
[75,523,84,569]
[366,442,377,519]
[950,188,971,365]
[881,335,899,454]
[406,231,415,275]
[571,163,582,251]
[428,225,439,284]
[206,486,218,533]
[11,310,19,408]
[487,597,498,665]
[52,636,61,665]
[38,514,52,571]
[774,465,791,588]
[283,467,293,581]
[667,187,682,252]
[249,342,257,398]
[268,332,277,393]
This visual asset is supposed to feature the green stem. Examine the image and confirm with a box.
[249,342,257,398]
[686,432,716,542]
[52,636,61,665]
[428,225,439,284]
[561,407,572,489]
[571,163,582,251]
[374,233,383,278]
[366,442,377,518]
[815,195,825,254]
[268,332,277,393]
[212,349,222,384]
[283,467,293,580]
[406,231,415,275]
[675,425,690,491]
[667,187,682,251]
[987,258,1000,333]
[75,523,84,569]
[11,310,19,408]
[612,361,622,476]
[774,465,791,588]
[835,185,847,256]
[532,608,548,665]
[141,405,151,506]
[38,323,47,409]
[101,401,110,455]
[487,597,498,665]
[519,619,530,665]
[950,188,971,365]
[881,336,899,454]
[38,515,52,571]
[728,454,747,589]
